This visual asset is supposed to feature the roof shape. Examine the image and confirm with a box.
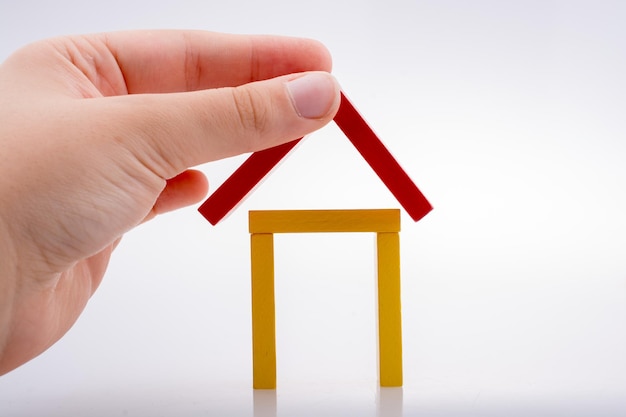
[198,92,432,225]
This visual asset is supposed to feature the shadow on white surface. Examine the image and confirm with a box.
[2,376,625,417]
[253,390,276,417]
[252,386,403,417]
[378,387,403,417]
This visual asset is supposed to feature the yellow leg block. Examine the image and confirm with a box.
[377,232,403,387]
[251,233,276,389]
[249,209,400,234]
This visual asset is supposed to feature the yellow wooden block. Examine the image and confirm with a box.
[377,232,403,387]
[251,233,277,389]
[249,209,400,234]
[248,210,404,389]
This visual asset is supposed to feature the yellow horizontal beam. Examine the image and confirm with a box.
[249,209,400,234]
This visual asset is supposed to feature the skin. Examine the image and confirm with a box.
[0,30,341,375]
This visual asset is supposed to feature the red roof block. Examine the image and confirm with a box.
[199,92,432,225]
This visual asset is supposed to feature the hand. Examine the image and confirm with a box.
[0,30,340,374]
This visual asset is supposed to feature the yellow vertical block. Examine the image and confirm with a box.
[377,232,403,387]
[251,233,277,389]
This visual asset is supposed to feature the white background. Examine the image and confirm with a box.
[1,1,625,416]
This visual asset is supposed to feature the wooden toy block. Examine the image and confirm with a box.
[376,232,403,387]
[198,91,432,225]
[249,209,403,389]
[334,93,432,223]
[249,209,400,234]
[198,139,301,225]
[250,233,277,389]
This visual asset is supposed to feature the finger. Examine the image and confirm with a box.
[101,70,341,179]
[100,30,333,94]
[151,170,209,217]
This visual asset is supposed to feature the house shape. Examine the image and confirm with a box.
[198,92,432,389]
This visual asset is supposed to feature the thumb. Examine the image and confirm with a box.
[108,71,341,179]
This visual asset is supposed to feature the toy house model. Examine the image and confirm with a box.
[199,92,432,389]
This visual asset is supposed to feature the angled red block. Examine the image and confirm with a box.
[198,91,432,225]
[198,139,301,225]
[334,94,432,222]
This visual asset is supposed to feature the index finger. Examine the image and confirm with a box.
[100,30,333,94]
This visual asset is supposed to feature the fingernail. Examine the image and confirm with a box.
[286,72,338,119]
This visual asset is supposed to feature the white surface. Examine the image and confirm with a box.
[1,1,626,416]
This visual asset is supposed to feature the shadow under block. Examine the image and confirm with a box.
[251,233,277,389]
[249,209,403,389]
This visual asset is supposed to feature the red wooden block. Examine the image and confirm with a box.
[333,93,432,222]
[198,139,301,225]
[198,91,432,225]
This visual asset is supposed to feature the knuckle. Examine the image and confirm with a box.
[230,87,270,140]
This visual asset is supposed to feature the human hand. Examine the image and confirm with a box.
[0,30,340,374]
